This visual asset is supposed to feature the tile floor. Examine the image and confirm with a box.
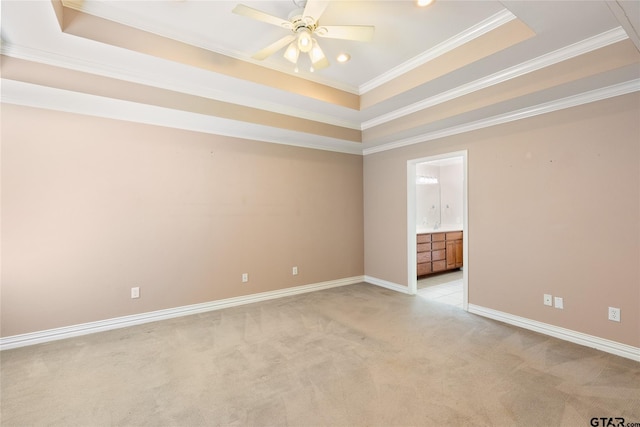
[417,270,463,308]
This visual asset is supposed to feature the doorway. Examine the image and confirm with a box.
[407,151,468,310]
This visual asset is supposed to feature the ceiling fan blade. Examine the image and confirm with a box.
[315,25,375,42]
[252,34,296,60]
[232,4,292,29]
[302,0,329,22]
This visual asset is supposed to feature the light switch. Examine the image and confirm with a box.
[554,297,563,309]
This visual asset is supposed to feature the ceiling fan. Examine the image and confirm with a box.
[232,0,375,71]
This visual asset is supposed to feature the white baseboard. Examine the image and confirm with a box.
[468,304,640,362]
[364,275,413,295]
[0,276,364,351]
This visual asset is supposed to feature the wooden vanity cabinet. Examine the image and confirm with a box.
[446,231,463,269]
[417,231,463,277]
[416,234,432,275]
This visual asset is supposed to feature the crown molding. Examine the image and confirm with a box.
[5,78,637,158]
[362,27,629,130]
[1,79,364,155]
[60,0,361,95]
[606,0,640,52]
[0,42,362,132]
[358,9,516,95]
[6,9,626,137]
[362,79,640,155]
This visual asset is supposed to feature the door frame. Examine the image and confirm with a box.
[407,150,468,310]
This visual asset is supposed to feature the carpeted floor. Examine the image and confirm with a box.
[2,282,639,426]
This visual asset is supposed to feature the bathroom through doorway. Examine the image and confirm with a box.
[407,151,468,309]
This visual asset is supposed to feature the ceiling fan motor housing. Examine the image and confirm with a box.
[288,8,317,32]
[287,7,318,53]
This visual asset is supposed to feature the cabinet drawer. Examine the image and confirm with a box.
[432,241,445,250]
[417,234,431,243]
[432,260,447,272]
[417,251,431,263]
[432,233,446,242]
[446,231,463,240]
[417,262,432,276]
[432,249,445,261]
[417,243,431,252]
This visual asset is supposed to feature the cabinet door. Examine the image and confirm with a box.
[446,241,455,269]
[432,233,446,242]
[417,251,431,263]
[417,243,431,252]
[432,260,447,272]
[417,262,431,276]
[417,234,431,243]
[446,231,463,241]
[454,240,463,268]
[432,249,445,261]
[432,241,445,250]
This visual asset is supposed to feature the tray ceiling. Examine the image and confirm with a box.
[1,0,639,154]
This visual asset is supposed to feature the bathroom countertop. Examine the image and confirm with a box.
[417,227,463,234]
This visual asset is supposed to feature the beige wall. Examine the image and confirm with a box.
[364,93,639,347]
[3,94,639,348]
[1,104,364,336]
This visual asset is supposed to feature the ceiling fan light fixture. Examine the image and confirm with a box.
[309,39,325,63]
[297,28,313,52]
[233,1,375,70]
[416,0,435,7]
[284,42,300,63]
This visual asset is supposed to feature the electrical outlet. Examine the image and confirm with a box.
[131,287,140,299]
[544,294,552,306]
[242,273,248,283]
[608,307,621,322]
[292,266,298,276]
[554,296,563,309]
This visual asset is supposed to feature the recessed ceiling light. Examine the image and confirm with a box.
[336,53,351,63]
[417,0,435,6]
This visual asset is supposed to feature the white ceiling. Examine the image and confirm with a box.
[64,0,511,90]
[1,0,639,154]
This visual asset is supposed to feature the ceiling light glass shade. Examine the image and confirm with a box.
[297,28,312,53]
[283,42,299,63]
[309,39,326,64]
